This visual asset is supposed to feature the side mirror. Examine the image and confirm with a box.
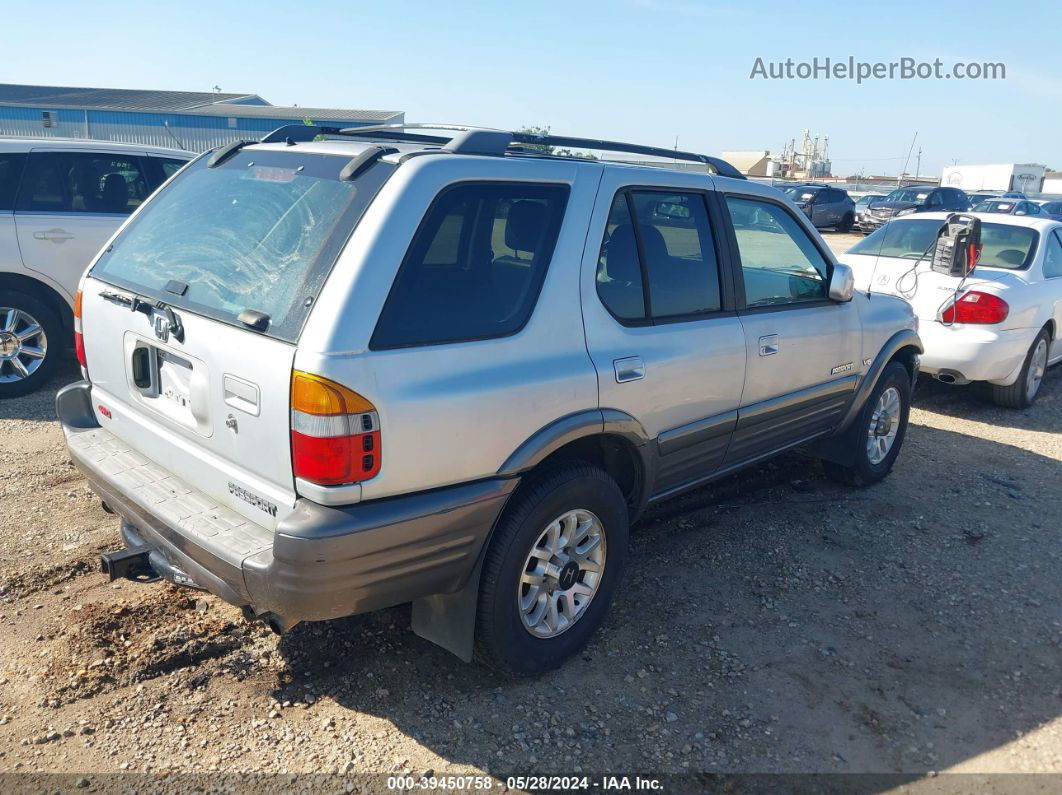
[931,213,981,276]
[829,263,855,303]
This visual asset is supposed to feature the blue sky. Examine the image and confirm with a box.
[2,0,1058,176]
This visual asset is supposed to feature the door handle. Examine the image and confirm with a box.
[33,228,75,242]
[759,335,779,356]
[613,356,645,383]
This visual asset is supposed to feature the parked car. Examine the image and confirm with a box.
[58,124,921,676]
[0,139,191,396]
[860,186,970,234]
[845,213,1062,407]
[780,183,856,230]
[853,193,886,232]
[972,198,1043,216]
[1033,199,1062,221]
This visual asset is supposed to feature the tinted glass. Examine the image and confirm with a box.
[371,182,569,349]
[92,151,385,341]
[0,153,26,211]
[16,152,149,214]
[884,188,930,203]
[1044,231,1062,278]
[726,197,829,306]
[631,191,721,318]
[850,218,1038,269]
[596,193,646,321]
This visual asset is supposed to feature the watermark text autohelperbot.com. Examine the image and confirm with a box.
[750,56,1005,83]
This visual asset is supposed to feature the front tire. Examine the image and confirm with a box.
[823,361,912,486]
[990,329,1050,409]
[474,462,628,676]
[0,291,63,399]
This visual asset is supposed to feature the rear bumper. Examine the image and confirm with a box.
[917,322,1034,385]
[57,381,516,624]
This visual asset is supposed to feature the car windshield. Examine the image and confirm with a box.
[90,150,391,341]
[856,196,879,206]
[883,188,930,203]
[850,218,1038,269]
[782,187,817,201]
[973,201,1014,213]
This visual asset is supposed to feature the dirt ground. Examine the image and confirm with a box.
[1,231,1060,788]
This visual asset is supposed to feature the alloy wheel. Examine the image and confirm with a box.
[517,509,606,639]
[866,386,902,465]
[0,307,48,384]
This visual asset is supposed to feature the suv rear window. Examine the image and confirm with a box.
[91,150,394,341]
[0,153,26,211]
[371,182,569,349]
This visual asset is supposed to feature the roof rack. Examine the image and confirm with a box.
[258,123,746,179]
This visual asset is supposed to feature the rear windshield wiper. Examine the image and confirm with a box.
[99,289,184,343]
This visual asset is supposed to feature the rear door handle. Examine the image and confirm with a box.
[759,335,779,356]
[613,356,645,383]
[33,228,75,242]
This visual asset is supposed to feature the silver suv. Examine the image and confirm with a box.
[58,125,921,676]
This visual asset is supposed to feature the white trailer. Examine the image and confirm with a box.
[941,163,1046,193]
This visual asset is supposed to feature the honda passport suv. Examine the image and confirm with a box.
[58,124,921,676]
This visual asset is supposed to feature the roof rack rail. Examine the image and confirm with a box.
[258,123,746,179]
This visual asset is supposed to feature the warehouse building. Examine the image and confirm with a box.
[0,83,403,153]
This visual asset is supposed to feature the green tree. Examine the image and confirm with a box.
[517,126,597,160]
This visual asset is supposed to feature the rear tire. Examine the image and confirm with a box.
[822,361,911,487]
[0,291,63,399]
[990,329,1050,409]
[474,462,628,677]
[839,213,855,232]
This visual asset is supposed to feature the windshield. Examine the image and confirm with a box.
[91,150,393,341]
[973,200,1014,213]
[850,218,1039,269]
[856,195,880,206]
[883,188,929,203]
[782,187,816,202]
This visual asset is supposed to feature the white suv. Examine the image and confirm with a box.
[0,138,190,396]
[59,125,921,675]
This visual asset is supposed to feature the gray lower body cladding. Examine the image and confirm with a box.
[58,381,516,624]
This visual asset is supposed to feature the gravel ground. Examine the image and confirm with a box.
[1,232,1059,786]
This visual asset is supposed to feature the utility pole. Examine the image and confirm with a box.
[915,147,922,180]
[899,131,918,186]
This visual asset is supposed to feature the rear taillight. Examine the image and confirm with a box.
[73,289,86,369]
[290,371,381,486]
[941,291,1009,325]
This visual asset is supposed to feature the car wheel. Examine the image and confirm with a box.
[474,461,628,676]
[990,329,1051,409]
[0,291,63,399]
[839,212,855,232]
[822,361,912,487]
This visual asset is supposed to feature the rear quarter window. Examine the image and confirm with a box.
[370,182,569,349]
[0,153,26,211]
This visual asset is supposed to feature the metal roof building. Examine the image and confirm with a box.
[0,83,404,153]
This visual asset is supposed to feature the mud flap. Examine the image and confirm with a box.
[410,556,484,662]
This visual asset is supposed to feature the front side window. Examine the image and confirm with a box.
[371,182,569,349]
[16,152,149,214]
[596,189,722,323]
[725,196,829,307]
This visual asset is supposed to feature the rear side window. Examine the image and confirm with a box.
[597,190,722,323]
[16,152,150,214]
[371,182,569,349]
[0,153,26,211]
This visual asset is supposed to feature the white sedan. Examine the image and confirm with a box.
[843,212,1062,408]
